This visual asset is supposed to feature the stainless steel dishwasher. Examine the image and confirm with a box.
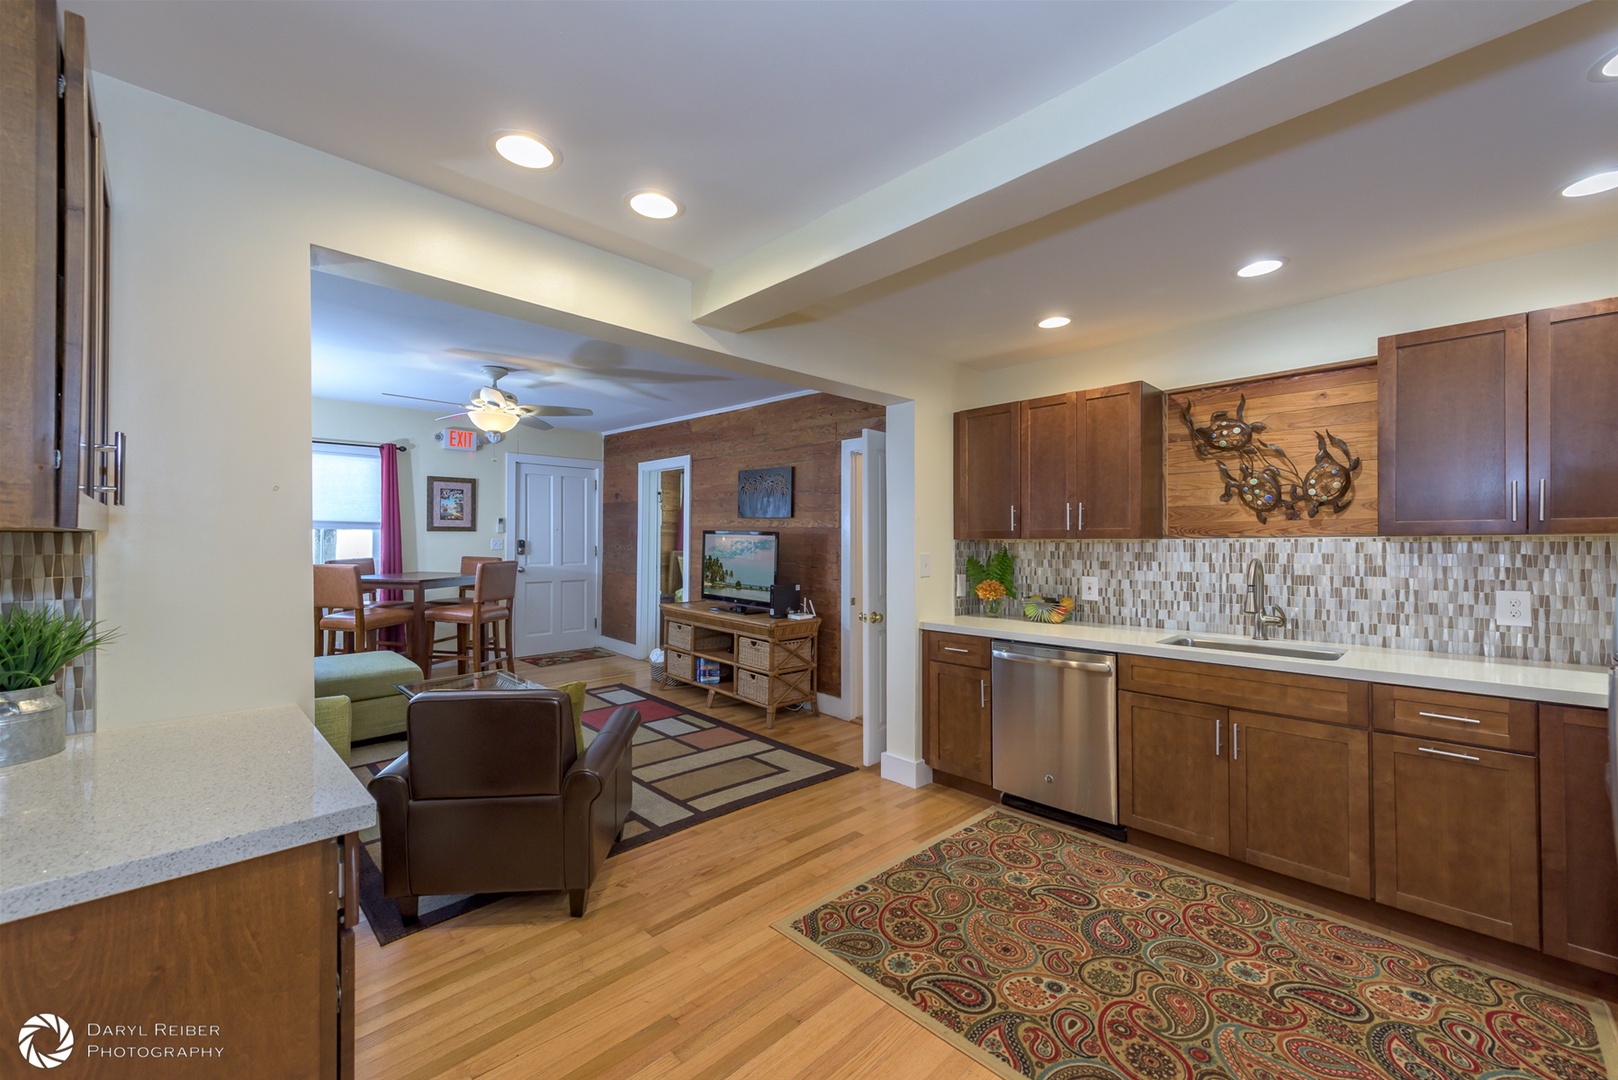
[991,641,1118,826]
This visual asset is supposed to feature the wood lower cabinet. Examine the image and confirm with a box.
[954,403,1020,539]
[922,632,992,784]
[1118,691,1229,855]
[1540,704,1618,974]
[1229,710,1371,898]
[1372,732,1540,946]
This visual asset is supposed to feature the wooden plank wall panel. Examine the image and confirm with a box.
[1164,362,1379,538]
[603,393,886,698]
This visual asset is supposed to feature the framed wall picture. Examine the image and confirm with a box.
[426,476,477,531]
[738,466,793,518]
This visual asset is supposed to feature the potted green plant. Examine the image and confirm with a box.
[0,607,115,767]
[965,546,1017,616]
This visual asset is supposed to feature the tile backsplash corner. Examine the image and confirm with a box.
[1,530,97,731]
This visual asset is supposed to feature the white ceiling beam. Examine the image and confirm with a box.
[691,0,1580,332]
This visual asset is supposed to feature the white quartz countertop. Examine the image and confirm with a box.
[921,617,1610,710]
[0,704,376,924]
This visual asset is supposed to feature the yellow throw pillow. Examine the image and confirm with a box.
[553,680,588,756]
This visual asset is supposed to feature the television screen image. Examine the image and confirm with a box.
[701,531,778,605]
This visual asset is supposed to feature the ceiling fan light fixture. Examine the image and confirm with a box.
[467,408,520,434]
[492,132,559,171]
[628,191,682,220]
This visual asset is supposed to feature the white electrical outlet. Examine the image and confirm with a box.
[919,552,931,578]
[1080,576,1100,602]
[489,537,504,551]
[1495,590,1531,627]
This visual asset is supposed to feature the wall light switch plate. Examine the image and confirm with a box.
[1495,590,1530,627]
[1080,576,1100,602]
[489,537,504,551]
[919,552,931,578]
[956,573,968,597]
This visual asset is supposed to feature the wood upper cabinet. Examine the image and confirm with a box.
[1539,704,1618,974]
[1528,298,1618,533]
[1229,710,1371,898]
[1019,393,1079,539]
[922,633,993,785]
[1378,315,1528,535]
[1372,732,1540,947]
[1118,691,1229,855]
[1077,382,1164,539]
[954,403,1021,539]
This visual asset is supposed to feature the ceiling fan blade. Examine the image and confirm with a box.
[385,392,471,408]
[434,412,472,422]
[522,405,594,417]
[516,415,554,431]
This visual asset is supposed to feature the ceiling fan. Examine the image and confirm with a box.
[383,365,593,437]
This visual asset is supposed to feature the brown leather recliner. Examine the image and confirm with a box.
[370,689,640,919]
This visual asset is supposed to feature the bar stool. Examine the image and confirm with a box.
[326,557,411,607]
[426,560,517,674]
[426,555,503,655]
[314,563,414,657]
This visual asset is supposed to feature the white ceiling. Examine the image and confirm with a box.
[309,271,807,433]
[80,0,1618,375]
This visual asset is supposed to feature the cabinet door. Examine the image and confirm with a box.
[1528,298,1618,533]
[924,660,992,784]
[1118,691,1228,854]
[1540,705,1618,974]
[1019,393,1077,539]
[954,403,1021,539]
[1077,382,1163,538]
[1378,315,1528,535]
[1229,711,1371,898]
[1372,733,1539,946]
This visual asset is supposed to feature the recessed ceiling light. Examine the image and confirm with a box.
[1236,258,1286,278]
[492,133,558,170]
[1591,47,1618,80]
[1037,316,1071,329]
[628,191,681,219]
[1561,170,1618,198]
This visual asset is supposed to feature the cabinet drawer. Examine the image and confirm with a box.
[927,632,990,669]
[1120,654,1368,727]
[666,650,693,681]
[665,621,693,650]
[1371,684,1535,752]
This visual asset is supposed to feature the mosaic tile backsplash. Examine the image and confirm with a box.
[956,536,1616,668]
[1,531,97,732]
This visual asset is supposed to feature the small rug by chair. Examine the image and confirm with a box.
[513,646,620,667]
[355,683,853,944]
[777,808,1618,1080]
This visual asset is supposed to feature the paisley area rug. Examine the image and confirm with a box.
[777,809,1617,1080]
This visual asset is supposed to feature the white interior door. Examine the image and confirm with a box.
[860,429,887,767]
[513,460,598,656]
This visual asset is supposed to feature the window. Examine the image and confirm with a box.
[312,442,380,563]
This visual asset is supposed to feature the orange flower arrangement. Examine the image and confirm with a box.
[975,580,1007,603]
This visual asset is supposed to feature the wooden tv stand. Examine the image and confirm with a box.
[659,602,819,728]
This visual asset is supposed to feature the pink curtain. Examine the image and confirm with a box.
[378,444,405,645]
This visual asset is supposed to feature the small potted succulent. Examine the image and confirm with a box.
[0,607,115,767]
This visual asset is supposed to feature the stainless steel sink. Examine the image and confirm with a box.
[1158,634,1346,662]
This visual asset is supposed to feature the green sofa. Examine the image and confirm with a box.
[312,651,420,742]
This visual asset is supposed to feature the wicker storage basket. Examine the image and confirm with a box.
[665,621,693,650]
[737,669,771,705]
[736,636,771,671]
[666,650,693,681]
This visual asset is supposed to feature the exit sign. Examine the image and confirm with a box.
[443,429,477,451]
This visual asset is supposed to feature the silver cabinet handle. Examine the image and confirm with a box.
[1010,505,1017,530]
[943,646,971,654]
[1214,717,1222,757]
[89,431,125,505]
[1077,502,1084,531]
[1232,722,1239,761]
[1417,710,1480,725]
[1419,746,1480,762]
[1066,502,1071,531]
[1510,480,1518,522]
[1539,478,1546,522]
[979,679,986,709]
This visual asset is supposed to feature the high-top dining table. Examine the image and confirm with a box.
[362,570,475,676]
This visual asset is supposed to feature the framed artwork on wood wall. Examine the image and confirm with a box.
[426,476,477,531]
[738,467,793,518]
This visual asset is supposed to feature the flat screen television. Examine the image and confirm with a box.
[701,530,778,607]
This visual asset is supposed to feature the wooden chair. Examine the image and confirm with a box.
[327,557,411,607]
[314,563,414,657]
[426,560,517,674]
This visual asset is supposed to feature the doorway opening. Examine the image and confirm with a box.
[636,455,692,657]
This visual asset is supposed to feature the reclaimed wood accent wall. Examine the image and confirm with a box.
[1164,361,1379,537]
[602,393,887,698]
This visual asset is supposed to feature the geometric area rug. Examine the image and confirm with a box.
[354,682,854,945]
[776,808,1618,1080]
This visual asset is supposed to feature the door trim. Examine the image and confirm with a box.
[635,455,691,659]
[503,452,603,651]
[836,436,862,724]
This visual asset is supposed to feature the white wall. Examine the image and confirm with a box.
[310,397,601,573]
[92,75,957,749]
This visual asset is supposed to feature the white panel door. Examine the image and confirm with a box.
[860,430,887,767]
[514,461,598,656]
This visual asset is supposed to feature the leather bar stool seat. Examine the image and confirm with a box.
[426,559,517,674]
[314,562,415,656]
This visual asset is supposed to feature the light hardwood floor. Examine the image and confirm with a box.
[354,652,1617,1080]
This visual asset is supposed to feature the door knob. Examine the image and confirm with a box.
[857,612,868,623]
[869,612,884,624]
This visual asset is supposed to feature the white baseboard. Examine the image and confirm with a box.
[880,753,934,789]
[815,693,850,721]
[597,636,642,659]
